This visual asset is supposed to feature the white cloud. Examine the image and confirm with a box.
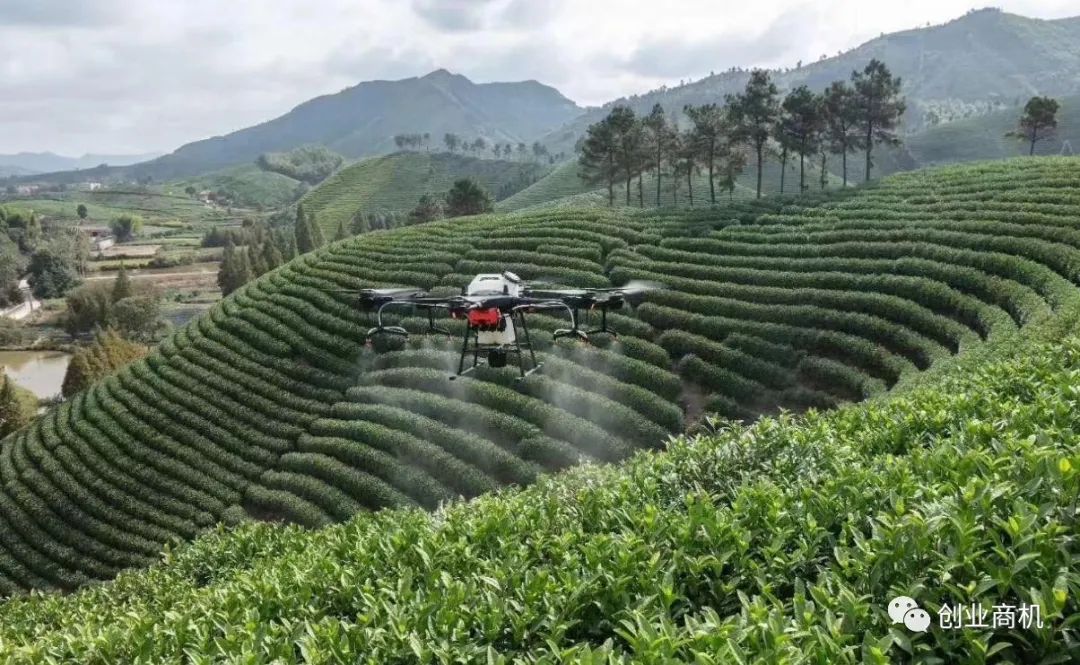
[0,0,1073,155]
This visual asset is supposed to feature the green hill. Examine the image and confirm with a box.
[169,164,305,209]
[0,157,1078,661]
[874,94,1080,173]
[303,151,550,234]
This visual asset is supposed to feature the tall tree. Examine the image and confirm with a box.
[675,129,699,207]
[606,106,645,206]
[852,59,906,182]
[309,210,326,248]
[642,104,674,207]
[821,81,862,187]
[1008,96,1060,155]
[444,133,459,153]
[727,70,780,198]
[684,104,730,204]
[772,107,797,194]
[781,86,823,193]
[111,263,132,303]
[294,203,317,254]
[578,114,620,206]
[334,218,349,241]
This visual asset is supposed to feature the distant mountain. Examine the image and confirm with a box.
[0,151,162,174]
[542,8,1080,151]
[127,69,581,181]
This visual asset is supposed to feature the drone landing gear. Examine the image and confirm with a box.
[584,306,618,339]
[553,306,618,342]
[451,310,543,381]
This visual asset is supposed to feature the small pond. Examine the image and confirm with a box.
[0,350,71,400]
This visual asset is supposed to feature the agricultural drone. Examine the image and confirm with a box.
[330,272,655,379]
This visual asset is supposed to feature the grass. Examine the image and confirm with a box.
[302,151,550,235]
[0,157,1078,660]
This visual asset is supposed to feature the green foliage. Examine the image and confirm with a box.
[302,152,548,236]
[407,193,443,225]
[61,329,149,398]
[727,69,780,198]
[109,215,143,242]
[0,234,26,308]
[0,372,36,438]
[0,157,1077,625]
[255,145,344,184]
[1008,96,1061,155]
[27,236,83,299]
[2,319,1080,661]
[444,178,493,217]
[852,59,906,181]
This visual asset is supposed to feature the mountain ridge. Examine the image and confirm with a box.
[120,70,580,182]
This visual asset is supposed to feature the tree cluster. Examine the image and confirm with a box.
[256,146,344,184]
[110,215,143,242]
[217,219,296,296]
[65,264,165,341]
[60,328,148,399]
[578,59,905,205]
[393,133,432,151]
[1,206,90,301]
[406,178,494,225]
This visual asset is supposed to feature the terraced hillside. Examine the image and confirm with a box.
[0,157,1079,597]
[303,151,550,235]
[1,298,1077,661]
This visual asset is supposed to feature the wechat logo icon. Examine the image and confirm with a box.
[889,596,931,632]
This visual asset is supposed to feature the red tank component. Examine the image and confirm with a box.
[467,308,501,328]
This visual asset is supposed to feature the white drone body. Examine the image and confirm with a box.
[465,272,523,346]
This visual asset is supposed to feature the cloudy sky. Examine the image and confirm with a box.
[1,0,1075,156]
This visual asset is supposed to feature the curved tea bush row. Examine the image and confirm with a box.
[1,299,1078,662]
[1,158,1079,593]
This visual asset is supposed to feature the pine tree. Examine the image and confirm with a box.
[334,218,349,241]
[111,263,133,303]
[218,238,239,295]
[233,248,252,290]
[260,237,284,273]
[852,59,905,182]
[247,244,267,277]
[61,349,93,398]
[309,210,326,248]
[294,203,316,254]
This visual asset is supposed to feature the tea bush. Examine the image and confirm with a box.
[0,157,1078,599]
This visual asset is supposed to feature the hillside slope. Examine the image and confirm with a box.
[0,158,1078,598]
[542,9,1080,154]
[124,70,580,181]
[874,94,1080,174]
[303,151,549,234]
[0,296,1076,660]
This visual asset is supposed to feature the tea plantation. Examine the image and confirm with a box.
[0,157,1078,659]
